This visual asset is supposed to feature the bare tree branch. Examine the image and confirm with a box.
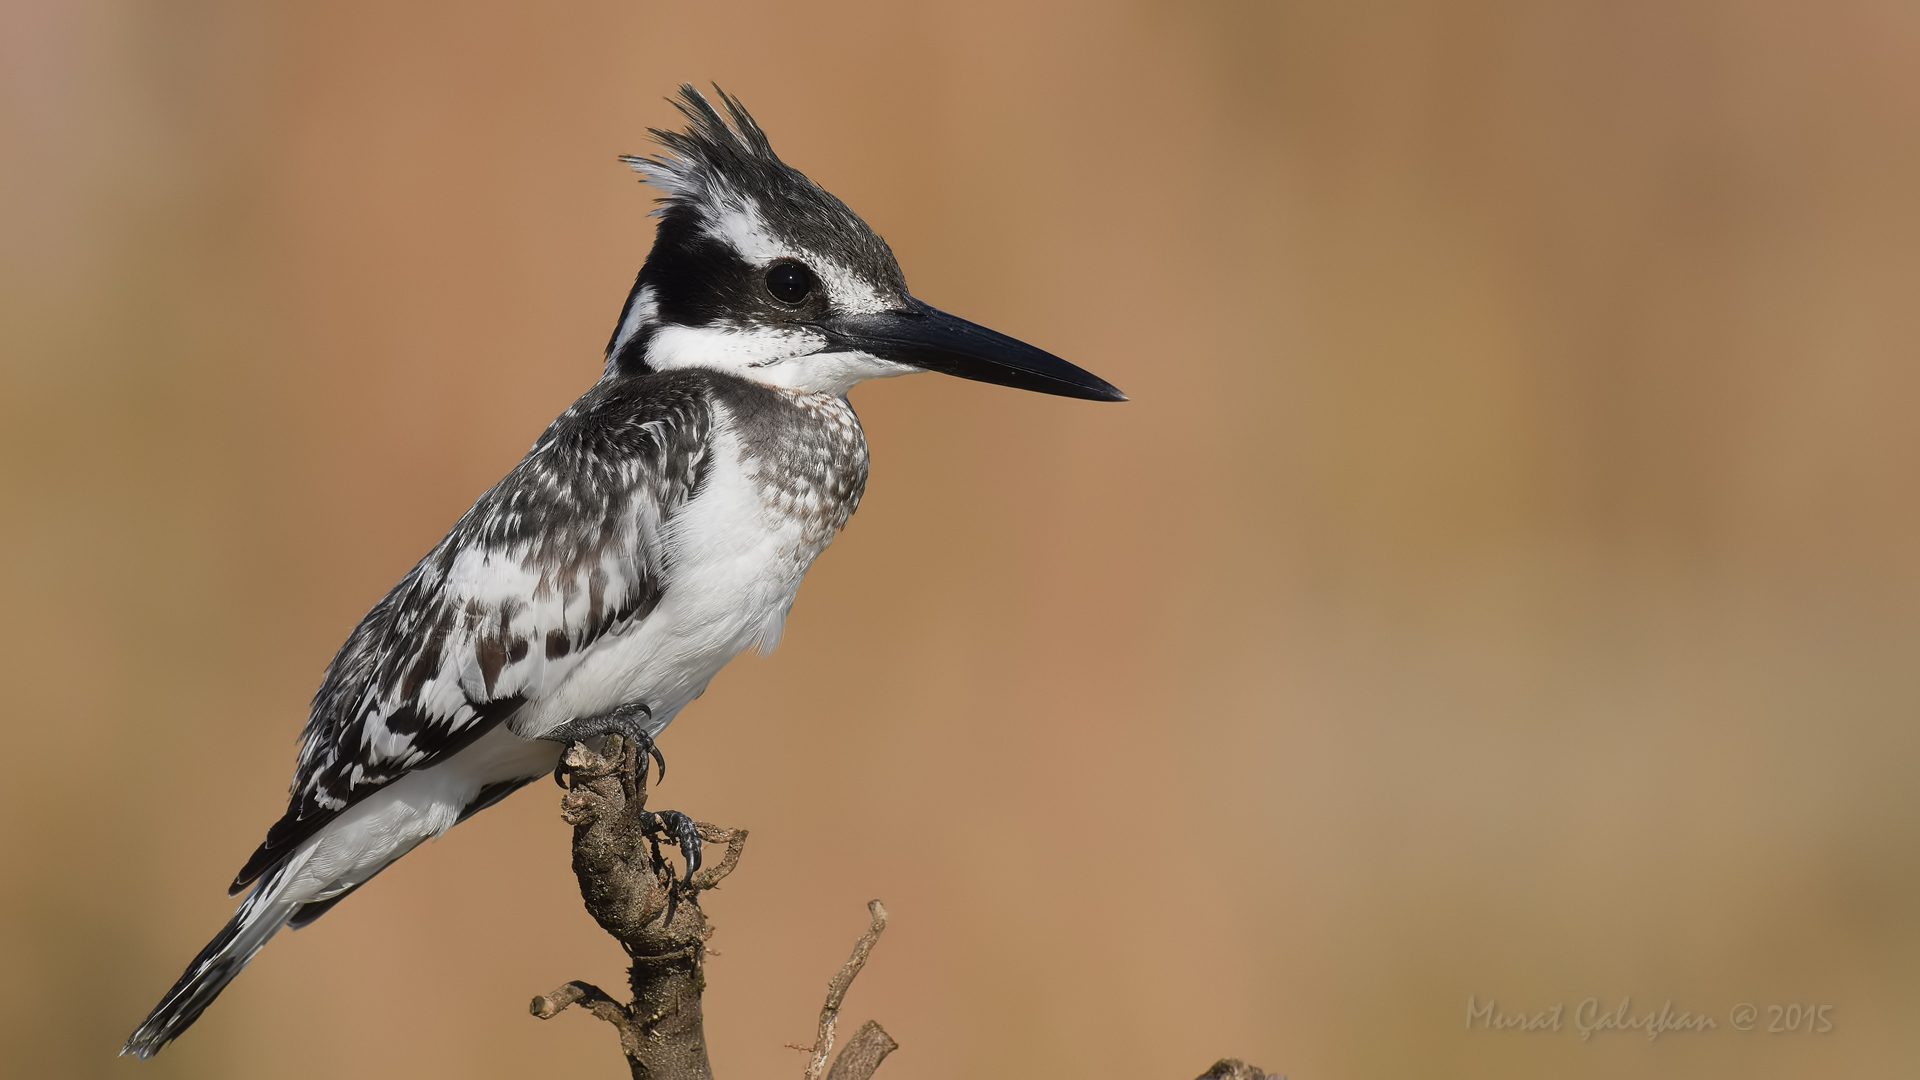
[824,1020,898,1080]
[804,900,888,1080]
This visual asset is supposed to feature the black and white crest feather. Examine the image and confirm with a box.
[621,84,784,210]
[622,84,884,257]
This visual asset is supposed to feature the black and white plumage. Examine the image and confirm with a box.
[125,85,1121,1060]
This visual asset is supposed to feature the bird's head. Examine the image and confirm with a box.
[606,85,1124,402]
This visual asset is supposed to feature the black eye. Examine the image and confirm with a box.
[765,261,816,305]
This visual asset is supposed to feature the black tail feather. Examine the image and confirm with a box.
[123,915,245,1059]
[122,878,296,1060]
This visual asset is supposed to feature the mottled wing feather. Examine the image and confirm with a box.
[233,374,713,892]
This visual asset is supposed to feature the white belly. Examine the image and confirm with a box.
[510,420,830,739]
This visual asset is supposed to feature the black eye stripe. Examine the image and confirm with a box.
[765,260,816,305]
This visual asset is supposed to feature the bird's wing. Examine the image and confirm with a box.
[231,374,713,893]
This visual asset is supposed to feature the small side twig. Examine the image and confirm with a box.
[804,900,891,1080]
[688,822,747,892]
[530,980,642,1059]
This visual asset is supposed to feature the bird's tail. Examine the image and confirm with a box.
[122,866,303,1060]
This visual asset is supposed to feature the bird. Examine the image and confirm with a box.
[121,84,1123,1059]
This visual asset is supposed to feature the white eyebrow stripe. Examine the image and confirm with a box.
[811,260,890,315]
[703,198,786,263]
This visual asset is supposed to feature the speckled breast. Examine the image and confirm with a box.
[722,383,869,557]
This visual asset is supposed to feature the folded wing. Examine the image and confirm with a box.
[232,373,713,893]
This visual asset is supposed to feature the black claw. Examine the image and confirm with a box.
[643,735,667,786]
[668,811,702,878]
[641,809,702,883]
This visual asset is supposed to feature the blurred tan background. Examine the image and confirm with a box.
[4,1,1919,1077]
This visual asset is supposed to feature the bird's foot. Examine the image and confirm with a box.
[642,808,704,883]
[541,702,667,786]
[641,808,704,925]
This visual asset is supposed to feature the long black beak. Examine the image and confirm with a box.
[818,297,1125,402]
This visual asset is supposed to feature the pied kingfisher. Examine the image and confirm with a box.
[125,84,1122,1059]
